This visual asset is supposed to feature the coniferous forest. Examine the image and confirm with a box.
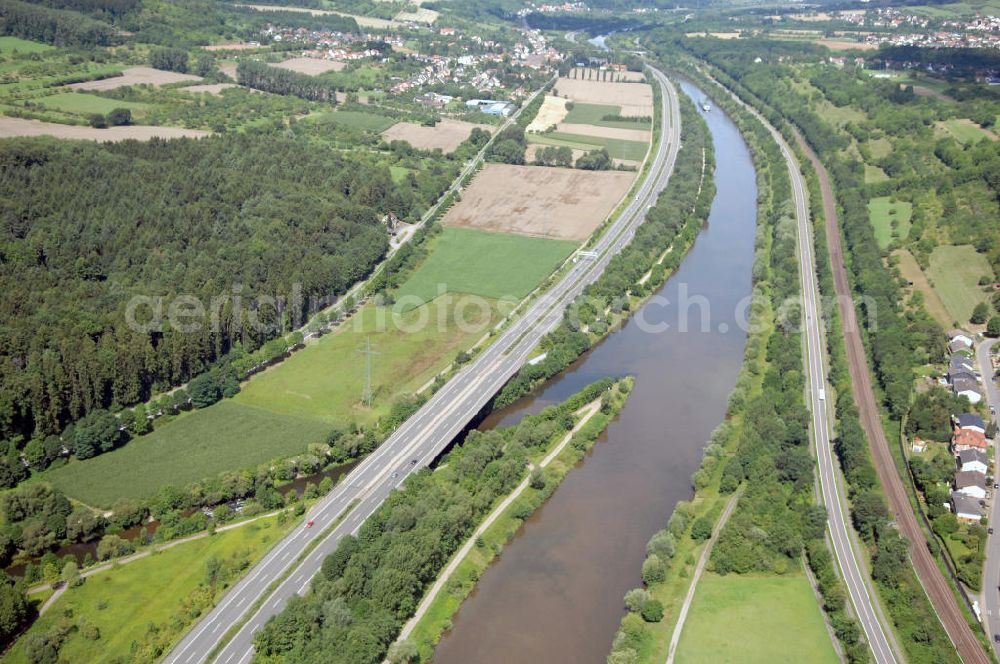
[0,133,435,442]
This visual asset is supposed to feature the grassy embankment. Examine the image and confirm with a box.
[2,513,295,664]
[868,196,912,249]
[674,574,840,664]
[0,37,53,54]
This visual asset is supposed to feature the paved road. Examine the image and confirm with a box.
[796,131,990,664]
[163,66,683,664]
[979,339,1000,648]
[712,77,898,663]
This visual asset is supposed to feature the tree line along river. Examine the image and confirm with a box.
[431,78,760,664]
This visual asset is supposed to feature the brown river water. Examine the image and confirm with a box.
[431,79,759,664]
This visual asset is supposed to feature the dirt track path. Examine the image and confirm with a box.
[794,130,989,664]
[665,488,743,664]
[392,400,602,648]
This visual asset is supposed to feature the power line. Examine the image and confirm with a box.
[357,336,380,408]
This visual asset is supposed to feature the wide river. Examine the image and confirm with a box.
[431,79,759,663]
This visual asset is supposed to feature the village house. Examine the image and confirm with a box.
[952,426,988,452]
[957,448,989,475]
[955,412,987,435]
[951,491,984,523]
[955,470,987,499]
[949,354,976,377]
[949,329,974,353]
[952,374,984,404]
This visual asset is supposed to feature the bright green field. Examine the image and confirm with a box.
[674,573,839,664]
[390,165,411,183]
[311,109,395,132]
[36,92,149,116]
[3,514,292,664]
[864,163,889,184]
[564,101,651,130]
[43,401,330,506]
[394,227,577,306]
[45,295,501,505]
[530,132,649,162]
[868,196,912,249]
[235,295,500,420]
[936,118,995,145]
[927,244,994,323]
[0,37,52,54]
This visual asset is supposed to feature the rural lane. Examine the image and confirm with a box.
[978,338,1000,650]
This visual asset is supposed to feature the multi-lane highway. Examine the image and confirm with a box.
[711,74,899,663]
[164,66,683,664]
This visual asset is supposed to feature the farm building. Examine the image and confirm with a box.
[465,99,515,116]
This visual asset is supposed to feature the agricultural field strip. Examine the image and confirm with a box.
[718,75,899,663]
[164,65,680,664]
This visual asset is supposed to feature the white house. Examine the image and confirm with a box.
[951,491,983,523]
[955,413,987,435]
[958,448,989,475]
[955,470,987,499]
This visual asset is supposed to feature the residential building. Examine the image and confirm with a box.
[955,469,987,499]
[952,375,984,404]
[952,427,988,452]
[957,448,989,474]
[955,412,987,435]
[949,354,976,376]
[949,330,973,349]
[951,491,984,523]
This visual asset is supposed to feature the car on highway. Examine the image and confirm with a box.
[994,633,1000,643]
[990,527,995,535]
[305,520,314,528]
[392,472,399,478]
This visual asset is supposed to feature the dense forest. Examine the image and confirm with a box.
[237,60,340,103]
[0,0,117,46]
[0,132,433,446]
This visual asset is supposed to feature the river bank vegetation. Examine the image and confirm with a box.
[675,33,978,663]
[5,511,296,664]
[387,378,632,661]
[250,379,627,664]
[606,47,861,664]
